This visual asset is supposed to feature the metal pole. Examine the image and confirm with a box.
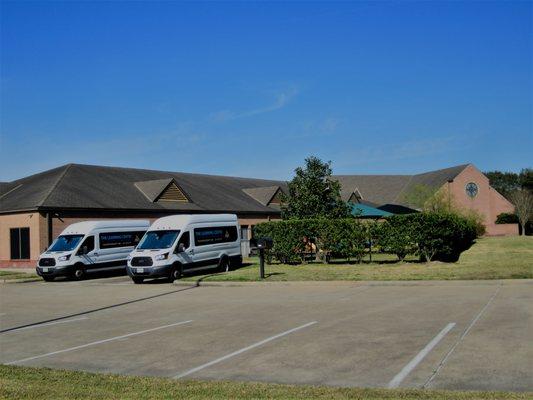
[259,248,265,279]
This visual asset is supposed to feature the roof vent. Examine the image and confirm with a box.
[156,181,189,203]
[135,178,190,203]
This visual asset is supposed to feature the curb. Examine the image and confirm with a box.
[1,277,41,284]
[174,278,532,288]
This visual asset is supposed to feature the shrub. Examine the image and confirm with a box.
[410,212,478,262]
[254,212,479,265]
[316,219,367,262]
[254,219,318,264]
[376,216,417,261]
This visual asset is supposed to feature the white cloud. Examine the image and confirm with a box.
[210,86,299,122]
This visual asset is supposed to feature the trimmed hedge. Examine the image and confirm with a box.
[254,212,479,264]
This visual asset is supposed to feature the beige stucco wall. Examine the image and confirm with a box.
[0,212,45,266]
[448,165,518,236]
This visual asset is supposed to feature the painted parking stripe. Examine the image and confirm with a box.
[9,317,89,332]
[388,322,456,388]
[6,320,192,365]
[423,284,502,388]
[174,321,317,379]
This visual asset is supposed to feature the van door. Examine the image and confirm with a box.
[76,236,98,267]
[175,231,194,268]
[98,231,145,268]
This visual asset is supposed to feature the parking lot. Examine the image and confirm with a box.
[1,276,532,392]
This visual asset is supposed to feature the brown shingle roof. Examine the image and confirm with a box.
[334,164,469,206]
[0,164,286,214]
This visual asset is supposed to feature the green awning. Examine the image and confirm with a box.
[349,202,393,218]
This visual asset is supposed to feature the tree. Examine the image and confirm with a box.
[484,169,533,199]
[281,156,350,219]
[508,189,533,236]
[519,168,533,192]
[401,184,454,212]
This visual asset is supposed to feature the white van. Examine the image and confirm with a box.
[36,220,150,281]
[127,214,242,284]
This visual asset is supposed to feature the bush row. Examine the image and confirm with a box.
[253,212,479,264]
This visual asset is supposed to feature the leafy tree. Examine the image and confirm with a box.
[519,168,533,192]
[401,184,454,212]
[281,156,350,219]
[484,169,533,199]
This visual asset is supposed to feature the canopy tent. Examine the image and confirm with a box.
[349,202,393,219]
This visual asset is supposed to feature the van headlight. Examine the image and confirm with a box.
[58,254,71,262]
[154,253,168,261]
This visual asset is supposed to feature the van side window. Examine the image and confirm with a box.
[194,226,238,246]
[177,231,190,250]
[99,231,146,249]
[78,236,95,255]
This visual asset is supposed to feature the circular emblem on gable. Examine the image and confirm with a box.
[465,182,478,198]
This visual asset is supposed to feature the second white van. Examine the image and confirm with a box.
[36,220,150,281]
[127,214,242,283]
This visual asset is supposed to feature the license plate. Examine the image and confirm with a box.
[136,268,144,273]
[43,267,49,272]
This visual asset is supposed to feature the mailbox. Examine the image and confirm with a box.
[257,237,273,250]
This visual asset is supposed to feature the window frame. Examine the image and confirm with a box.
[193,226,239,247]
[10,227,30,260]
[98,231,146,250]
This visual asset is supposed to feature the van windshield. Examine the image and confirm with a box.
[137,230,180,250]
[49,235,85,252]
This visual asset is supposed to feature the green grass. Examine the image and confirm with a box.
[183,236,533,282]
[0,270,39,281]
[0,365,529,400]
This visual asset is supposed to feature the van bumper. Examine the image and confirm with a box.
[127,264,173,279]
[36,265,75,278]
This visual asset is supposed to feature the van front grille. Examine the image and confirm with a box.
[39,258,56,267]
[131,257,153,267]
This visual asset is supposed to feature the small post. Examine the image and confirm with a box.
[259,248,265,279]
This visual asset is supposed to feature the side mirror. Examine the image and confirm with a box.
[177,243,186,253]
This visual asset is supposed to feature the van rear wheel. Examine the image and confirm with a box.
[219,257,230,273]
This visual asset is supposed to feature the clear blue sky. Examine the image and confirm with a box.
[1,1,531,181]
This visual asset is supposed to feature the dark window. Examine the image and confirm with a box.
[137,230,180,250]
[194,226,238,247]
[177,231,190,250]
[77,236,95,255]
[10,227,30,259]
[99,231,146,249]
[49,235,84,252]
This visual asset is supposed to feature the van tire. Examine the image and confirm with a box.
[72,265,85,280]
[42,276,54,282]
[219,256,230,273]
[132,277,144,284]
[167,264,182,282]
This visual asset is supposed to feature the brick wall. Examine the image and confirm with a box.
[448,165,518,236]
[0,212,44,267]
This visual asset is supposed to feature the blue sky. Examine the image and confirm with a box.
[1,1,531,181]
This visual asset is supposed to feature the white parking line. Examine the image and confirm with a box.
[388,322,456,388]
[174,321,318,379]
[6,320,192,365]
[423,284,502,388]
[11,317,89,332]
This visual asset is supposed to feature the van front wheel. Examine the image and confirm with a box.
[72,265,85,280]
[167,264,182,283]
[132,277,144,284]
